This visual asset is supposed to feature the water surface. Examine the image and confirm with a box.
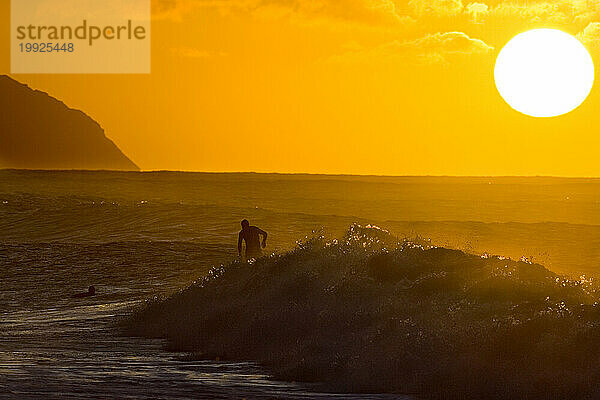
[2,170,599,398]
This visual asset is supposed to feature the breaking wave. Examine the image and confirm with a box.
[125,224,600,399]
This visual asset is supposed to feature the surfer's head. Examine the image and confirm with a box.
[88,286,96,295]
[241,219,250,230]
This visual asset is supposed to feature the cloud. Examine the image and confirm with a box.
[410,31,494,56]
[153,0,600,58]
[466,2,489,22]
[252,0,419,31]
[327,31,494,65]
[491,2,570,23]
[153,0,414,27]
[577,22,600,48]
[152,0,600,30]
[408,0,464,17]
[484,1,600,25]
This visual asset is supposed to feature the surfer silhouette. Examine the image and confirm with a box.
[72,286,96,298]
[238,219,267,261]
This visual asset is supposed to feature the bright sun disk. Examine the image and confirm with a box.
[494,29,595,118]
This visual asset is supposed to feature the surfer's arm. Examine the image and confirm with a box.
[238,232,243,256]
[258,228,268,247]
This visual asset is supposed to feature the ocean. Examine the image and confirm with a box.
[1,170,599,399]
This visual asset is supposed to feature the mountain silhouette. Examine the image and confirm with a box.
[0,75,139,171]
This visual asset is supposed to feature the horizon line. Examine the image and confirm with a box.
[3,168,600,179]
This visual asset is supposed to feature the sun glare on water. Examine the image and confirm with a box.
[495,29,595,118]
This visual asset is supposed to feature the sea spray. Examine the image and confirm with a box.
[125,224,600,399]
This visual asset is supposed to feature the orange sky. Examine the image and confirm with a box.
[2,0,600,175]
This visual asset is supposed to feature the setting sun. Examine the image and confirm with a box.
[495,29,595,118]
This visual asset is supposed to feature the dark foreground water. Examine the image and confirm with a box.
[1,170,600,398]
